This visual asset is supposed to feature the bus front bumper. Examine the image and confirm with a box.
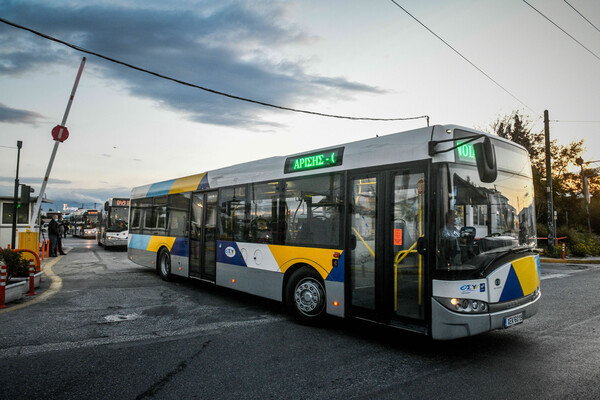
[431,292,540,340]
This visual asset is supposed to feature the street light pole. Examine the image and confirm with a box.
[11,140,23,249]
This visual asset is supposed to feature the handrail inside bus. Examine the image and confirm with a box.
[351,228,375,258]
[394,239,419,267]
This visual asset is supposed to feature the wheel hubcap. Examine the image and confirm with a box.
[294,279,323,315]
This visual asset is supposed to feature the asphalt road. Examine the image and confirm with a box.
[1,237,599,399]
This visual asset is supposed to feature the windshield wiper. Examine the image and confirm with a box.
[478,246,532,277]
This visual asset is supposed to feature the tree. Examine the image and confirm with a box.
[484,111,594,231]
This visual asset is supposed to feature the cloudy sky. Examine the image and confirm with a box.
[1,0,599,210]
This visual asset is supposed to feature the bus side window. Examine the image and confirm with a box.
[249,182,278,244]
[130,208,142,234]
[219,186,247,242]
[283,174,342,248]
[167,193,190,237]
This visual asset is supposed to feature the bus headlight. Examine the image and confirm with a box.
[435,297,489,314]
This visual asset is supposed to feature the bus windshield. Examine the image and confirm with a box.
[85,213,98,228]
[436,162,536,276]
[107,207,129,232]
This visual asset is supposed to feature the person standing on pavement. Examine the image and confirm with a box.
[57,214,66,255]
[48,214,59,257]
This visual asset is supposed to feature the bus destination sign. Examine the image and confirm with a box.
[456,140,476,162]
[284,147,344,173]
[112,199,130,207]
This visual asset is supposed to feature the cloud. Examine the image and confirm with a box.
[0,102,45,125]
[0,176,71,185]
[42,186,132,210]
[0,1,385,127]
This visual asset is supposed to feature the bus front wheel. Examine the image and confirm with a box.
[285,267,326,324]
[158,248,173,281]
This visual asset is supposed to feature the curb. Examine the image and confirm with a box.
[540,258,600,264]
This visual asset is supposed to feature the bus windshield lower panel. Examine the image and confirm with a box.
[435,163,537,279]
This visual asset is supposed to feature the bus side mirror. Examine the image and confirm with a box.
[474,137,497,183]
[104,201,109,211]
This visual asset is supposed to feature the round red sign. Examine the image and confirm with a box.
[51,125,69,142]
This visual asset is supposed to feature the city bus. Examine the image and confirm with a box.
[71,209,99,238]
[128,124,540,340]
[97,198,130,248]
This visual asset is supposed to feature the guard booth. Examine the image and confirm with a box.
[0,195,52,252]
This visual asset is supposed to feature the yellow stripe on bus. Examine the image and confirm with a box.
[268,245,341,280]
[512,256,540,296]
[147,236,176,253]
[169,173,206,194]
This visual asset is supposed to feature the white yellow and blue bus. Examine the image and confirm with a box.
[128,125,540,340]
[72,208,99,238]
[97,198,130,248]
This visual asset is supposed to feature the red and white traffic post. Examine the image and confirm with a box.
[0,263,7,308]
[27,260,37,297]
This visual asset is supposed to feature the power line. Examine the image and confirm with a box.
[0,145,17,149]
[0,17,428,124]
[388,1,538,116]
[564,0,600,34]
[522,0,600,62]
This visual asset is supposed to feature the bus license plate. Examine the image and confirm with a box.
[504,313,523,328]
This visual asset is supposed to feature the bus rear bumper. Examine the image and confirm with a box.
[431,293,540,340]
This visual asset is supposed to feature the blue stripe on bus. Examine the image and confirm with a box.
[198,174,210,190]
[171,237,190,258]
[147,180,176,197]
[499,265,525,302]
[326,251,344,282]
[216,241,247,267]
[129,234,152,250]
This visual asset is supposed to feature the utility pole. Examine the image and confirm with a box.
[544,110,555,254]
[11,140,23,249]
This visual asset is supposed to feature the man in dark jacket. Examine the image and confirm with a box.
[57,215,66,255]
[48,214,59,257]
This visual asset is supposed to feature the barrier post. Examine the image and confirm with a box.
[0,263,7,308]
[26,261,37,296]
[562,243,566,260]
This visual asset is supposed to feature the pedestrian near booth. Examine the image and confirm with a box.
[48,215,59,257]
[57,215,66,255]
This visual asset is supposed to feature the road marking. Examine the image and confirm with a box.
[0,255,63,314]
[0,315,286,359]
[541,273,570,280]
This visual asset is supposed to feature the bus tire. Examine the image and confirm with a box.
[157,247,173,281]
[285,267,326,324]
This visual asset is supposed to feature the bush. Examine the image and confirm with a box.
[0,249,30,281]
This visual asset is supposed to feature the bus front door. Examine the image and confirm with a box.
[189,191,218,282]
[390,169,426,325]
[348,167,427,331]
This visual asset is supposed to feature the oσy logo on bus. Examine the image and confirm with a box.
[460,283,486,293]
[224,246,236,258]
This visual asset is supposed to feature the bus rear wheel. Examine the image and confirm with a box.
[158,248,173,281]
[285,267,326,324]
